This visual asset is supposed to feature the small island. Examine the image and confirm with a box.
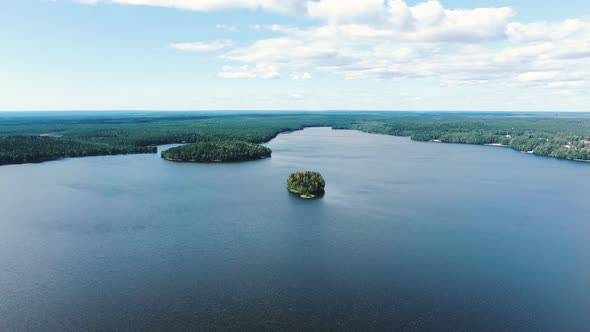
[161,141,271,162]
[287,171,325,199]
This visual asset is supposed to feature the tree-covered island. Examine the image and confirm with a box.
[161,141,271,162]
[287,171,325,199]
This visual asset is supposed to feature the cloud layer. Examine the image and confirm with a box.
[77,0,308,14]
[79,0,589,96]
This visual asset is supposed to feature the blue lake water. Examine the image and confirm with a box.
[1,127,589,331]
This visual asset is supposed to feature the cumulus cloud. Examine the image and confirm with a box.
[78,0,513,43]
[307,0,513,42]
[214,2,589,94]
[170,40,233,52]
[77,0,589,97]
[507,18,590,43]
[307,0,387,24]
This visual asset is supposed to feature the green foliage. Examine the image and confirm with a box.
[0,113,364,165]
[1,112,589,165]
[161,141,271,162]
[287,171,326,196]
[350,114,590,161]
[0,136,155,165]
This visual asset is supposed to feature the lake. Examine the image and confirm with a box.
[1,127,589,331]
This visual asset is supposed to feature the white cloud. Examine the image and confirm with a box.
[547,81,585,88]
[75,0,590,101]
[242,3,514,45]
[507,18,590,43]
[308,0,386,24]
[76,0,513,41]
[291,72,311,80]
[517,72,559,82]
[410,0,445,27]
[77,0,308,14]
[79,1,513,43]
[214,2,590,96]
[170,40,233,52]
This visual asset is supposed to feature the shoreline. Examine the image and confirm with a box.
[3,125,589,166]
[287,187,324,199]
[162,155,270,163]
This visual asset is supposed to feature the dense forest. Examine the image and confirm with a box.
[342,114,590,161]
[0,112,589,165]
[287,171,326,198]
[0,136,155,165]
[0,113,343,165]
[161,141,271,162]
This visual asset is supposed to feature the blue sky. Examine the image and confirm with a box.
[1,0,589,111]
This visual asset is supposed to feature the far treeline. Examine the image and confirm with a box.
[1,112,589,165]
[344,115,590,161]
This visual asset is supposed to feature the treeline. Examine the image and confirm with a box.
[0,114,352,165]
[350,117,590,161]
[1,113,589,165]
[0,136,156,165]
[161,141,271,162]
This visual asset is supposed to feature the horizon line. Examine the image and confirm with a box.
[1,110,589,114]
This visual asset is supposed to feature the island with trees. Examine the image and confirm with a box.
[287,171,326,199]
[161,140,271,162]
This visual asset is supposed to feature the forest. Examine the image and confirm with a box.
[161,141,271,162]
[0,112,589,165]
[345,114,590,161]
[0,136,155,165]
[0,113,340,165]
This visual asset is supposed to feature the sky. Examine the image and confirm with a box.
[0,0,589,111]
